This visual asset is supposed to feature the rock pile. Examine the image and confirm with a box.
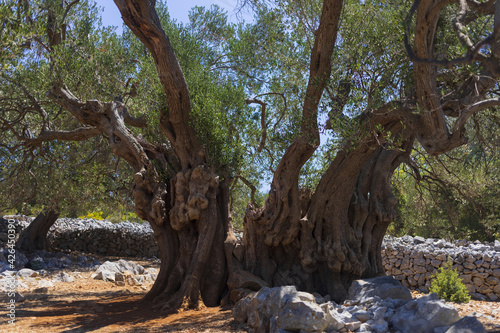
[92,259,158,286]
[381,235,500,301]
[234,276,486,333]
[0,258,156,294]
[0,247,103,274]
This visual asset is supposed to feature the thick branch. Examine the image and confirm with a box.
[122,106,147,128]
[113,0,203,169]
[49,84,149,171]
[23,127,101,146]
[301,0,343,142]
[248,0,344,247]
[405,0,490,68]
[452,98,500,133]
[232,175,257,207]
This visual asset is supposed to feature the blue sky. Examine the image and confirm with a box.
[99,0,252,33]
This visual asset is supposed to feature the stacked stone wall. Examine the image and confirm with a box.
[0,216,160,258]
[381,235,500,301]
[47,218,160,258]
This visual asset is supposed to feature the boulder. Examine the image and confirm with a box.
[261,286,299,319]
[29,256,46,270]
[94,259,145,282]
[233,292,255,324]
[246,287,274,332]
[239,286,328,332]
[14,251,29,269]
[371,318,389,333]
[344,321,362,331]
[16,268,38,278]
[414,236,426,244]
[276,294,327,332]
[354,309,372,322]
[114,259,145,275]
[444,315,486,333]
[52,272,74,283]
[390,293,461,333]
[348,275,412,304]
[93,270,115,282]
[320,303,347,331]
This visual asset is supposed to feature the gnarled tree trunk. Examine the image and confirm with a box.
[17,209,59,252]
[242,121,415,301]
[137,167,232,311]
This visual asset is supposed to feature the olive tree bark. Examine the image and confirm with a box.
[17,209,59,251]
[31,0,234,312]
[50,80,232,311]
[242,104,416,301]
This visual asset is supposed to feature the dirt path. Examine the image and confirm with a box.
[0,257,246,332]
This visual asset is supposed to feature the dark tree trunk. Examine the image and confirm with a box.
[17,209,59,252]
[109,1,237,311]
[50,84,234,311]
[136,168,233,311]
[242,124,415,302]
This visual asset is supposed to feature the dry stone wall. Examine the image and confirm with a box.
[0,216,160,258]
[381,235,500,301]
[47,218,160,258]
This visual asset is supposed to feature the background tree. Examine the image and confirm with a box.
[0,0,138,251]
[392,107,500,241]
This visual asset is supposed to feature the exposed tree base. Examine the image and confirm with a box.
[240,132,414,303]
[16,209,59,252]
[136,166,231,313]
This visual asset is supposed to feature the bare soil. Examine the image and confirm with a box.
[0,257,246,332]
[0,255,499,332]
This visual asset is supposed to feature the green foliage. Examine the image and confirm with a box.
[429,261,471,304]
[0,0,141,220]
[391,108,500,241]
[0,2,43,67]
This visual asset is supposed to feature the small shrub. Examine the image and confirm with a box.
[429,261,470,303]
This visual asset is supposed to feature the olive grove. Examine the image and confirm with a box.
[2,0,500,311]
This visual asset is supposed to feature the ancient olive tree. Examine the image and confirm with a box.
[238,0,500,302]
[3,0,500,311]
